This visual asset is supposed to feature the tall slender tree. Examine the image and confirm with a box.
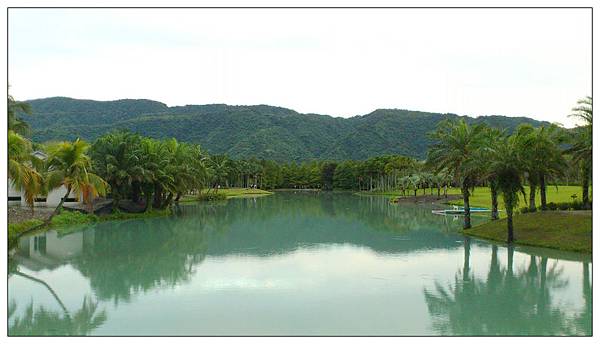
[427,119,485,229]
[488,135,526,243]
[567,96,592,209]
[45,139,108,216]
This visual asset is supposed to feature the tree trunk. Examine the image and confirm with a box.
[52,186,72,217]
[144,192,153,212]
[507,206,514,243]
[461,184,471,229]
[162,192,174,209]
[539,173,547,211]
[131,181,141,203]
[582,162,591,209]
[529,183,537,212]
[112,192,121,212]
[153,184,163,208]
[463,237,471,281]
[491,184,499,220]
[175,192,182,203]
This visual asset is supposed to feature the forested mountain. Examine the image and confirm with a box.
[21,97,549,161]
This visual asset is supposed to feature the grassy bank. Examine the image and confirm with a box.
[462,211,592,253]
[447,185,589,210]
[361,186,589,210]
[8,209,171,248]
[180,188,273,202]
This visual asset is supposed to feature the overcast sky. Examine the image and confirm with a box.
[8,8,591,127]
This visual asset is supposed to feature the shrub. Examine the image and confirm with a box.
[51,210,98,226]
[571,201,583,210]
[197,193,227,201]
[520,206,530,214]
[557,202,570,211]
[546,202,558,211]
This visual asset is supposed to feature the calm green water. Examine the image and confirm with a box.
[8,192,592,336]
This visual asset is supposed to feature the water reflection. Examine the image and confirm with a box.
[8,192,592,335]
[9,295,107,336]
[423,242,592,335]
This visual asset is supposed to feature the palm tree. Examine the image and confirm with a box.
[427,119,485,229]
[567,96,592,209]
[209,155,229,193]
[480,127,506,220]
[488,135,526,243]
[8,130,43,213]
[90,130,144,210]
[45,138,108,216]
[8,94,32,136]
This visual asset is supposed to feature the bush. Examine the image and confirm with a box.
[557,202,571,211]
[571,201,583,210]
[546,202,558,211]
[8,219,44,248]
[51,210,98,226]
[197,193,227,201]
[520,206,530,214]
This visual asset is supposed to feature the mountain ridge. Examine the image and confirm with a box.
[21,96,550,161]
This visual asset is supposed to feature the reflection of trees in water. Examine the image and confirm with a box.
[71,213,212,304]
[195,192,465,234]
[570,262,592,335]
[8,296,106,336]
[423,242,591,335]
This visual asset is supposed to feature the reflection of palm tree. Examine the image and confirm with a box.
[571,263,592,335]
[423,245,587,335]
[8,296,107,336]
[12,271,70,317]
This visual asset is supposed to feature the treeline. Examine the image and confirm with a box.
[8,93,592,242]
[425,96,592,243]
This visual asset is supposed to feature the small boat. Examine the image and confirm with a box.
[431,206,495,215]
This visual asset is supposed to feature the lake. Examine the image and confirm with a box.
[7,192,592,336]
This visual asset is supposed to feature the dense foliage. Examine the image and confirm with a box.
[21,97,550,161]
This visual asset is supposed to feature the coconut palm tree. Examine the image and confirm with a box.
[90,130,144,210]
[427,119,486,229]
[45,138,108,216]
[488,135,527,243]
[8,94,32,136]
[480,127,506,220]
[567,96,592,209]
[8,130,43,213]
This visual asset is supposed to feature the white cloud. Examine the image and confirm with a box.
[8,8,591,127]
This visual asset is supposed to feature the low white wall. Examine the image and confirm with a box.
[8,179,82,207]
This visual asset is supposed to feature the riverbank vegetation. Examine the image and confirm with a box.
[425,96,592,244]
[463,212,592,253]
[8,208,172,248]
[8,94,592,249]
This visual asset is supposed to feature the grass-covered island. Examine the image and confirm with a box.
[463,211,592,253]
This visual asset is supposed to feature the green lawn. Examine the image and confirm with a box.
[363,185,589,211]
[463,211,592,253]
[446,185,589,210]
[180,188,273,202]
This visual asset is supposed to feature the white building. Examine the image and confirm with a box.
[8,150,82,208]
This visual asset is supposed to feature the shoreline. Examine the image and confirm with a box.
[462,211,592,254]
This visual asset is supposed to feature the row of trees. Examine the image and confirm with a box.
[426,97,592,243]
[8,94,592,239]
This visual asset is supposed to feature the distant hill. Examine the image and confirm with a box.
[22,97,550,161]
